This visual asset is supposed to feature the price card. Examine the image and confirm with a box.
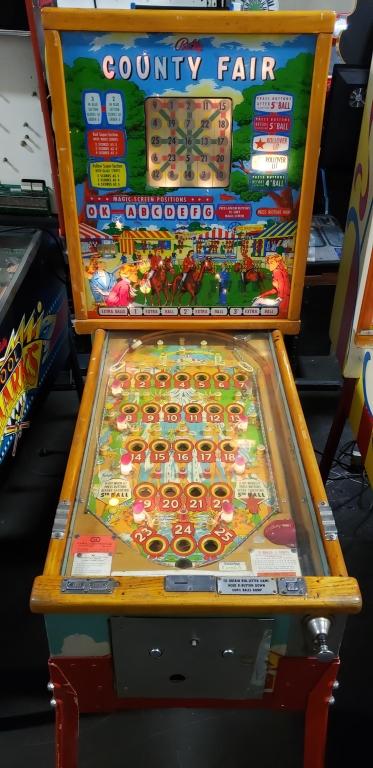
[72,552,112,577]
[251,548,301,577]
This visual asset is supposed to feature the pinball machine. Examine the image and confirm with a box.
[322,54,373,486]
[30,9,361,768]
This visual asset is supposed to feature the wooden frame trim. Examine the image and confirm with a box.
[42,9,335,34]
[272,331,351,579]
[288,33,332,320]
[44,330,106,576]
[74,318,301,334]
[31,574,361,615]
[45,29,86,319]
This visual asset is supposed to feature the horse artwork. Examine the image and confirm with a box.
[172,259,215,304]
[234,262,264,290]
[149,257,175,305]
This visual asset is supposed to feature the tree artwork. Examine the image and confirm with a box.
[230,52,314,206]
[64,57,148,196]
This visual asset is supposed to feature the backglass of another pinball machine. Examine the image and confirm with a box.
[328,55,373,485]
[31,9,361,768]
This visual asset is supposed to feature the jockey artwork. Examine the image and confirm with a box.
[180,250,196,288]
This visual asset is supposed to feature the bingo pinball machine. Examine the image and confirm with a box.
[31,9,361,768]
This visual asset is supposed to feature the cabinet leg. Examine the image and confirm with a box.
[319,378,356,482]
[303,660,339,768]
[49,660,79,768]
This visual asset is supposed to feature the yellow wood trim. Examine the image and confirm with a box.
[30,574,361,615]
[74,318,301,334]
[44,330,107,576]
[45,30,86,320]
[272,331,350,579]
[288,33,332,320]
[354,332,373,347]
[42,9,335,34]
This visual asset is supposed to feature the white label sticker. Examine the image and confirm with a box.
[255,93,293,113]
[253,134,290,152]
[251,154,288,173]
[84,92,102,125]
[98,307,128,316]
[72,553,112,577]
[219,561,248,572]
[161,308,178,315]
[251,548,301,577]
[211,308,228,316]
[93,477,131,502]
[243,307,260,316]
[235,477,267,500]
[105,93,123,125]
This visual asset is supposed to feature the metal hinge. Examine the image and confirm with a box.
[51,501,70,539]
[318,502,338,540]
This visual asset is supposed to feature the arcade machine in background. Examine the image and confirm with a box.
[321,53,373,487]
[0,229,69,469]
[292,1,372,371]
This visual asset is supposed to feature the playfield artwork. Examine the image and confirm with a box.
[61,30,316,319]
[64,332,321,578]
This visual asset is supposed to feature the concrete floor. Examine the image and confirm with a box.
[0,379,371,768]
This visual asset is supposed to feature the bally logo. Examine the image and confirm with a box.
[175,38,202,51]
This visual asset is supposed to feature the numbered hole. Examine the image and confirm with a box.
[218,119,229,129]
[216,170,225,181]
[184,170,194,181]
[199,170,211,181]
[151,135,161,146]
[151,153,160,164]
[199,536,223,556]
[172,536,196,556]
[145,536,168,557]
[168,170,178,181]
[152,170,162,181]
[176,539,193,553]
[151,118,162,129]
[184,119,195,129]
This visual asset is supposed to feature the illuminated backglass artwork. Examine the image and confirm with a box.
[145,97,232,188]
[57,30,319,320]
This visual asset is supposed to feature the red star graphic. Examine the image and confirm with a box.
[255,139,266,149]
